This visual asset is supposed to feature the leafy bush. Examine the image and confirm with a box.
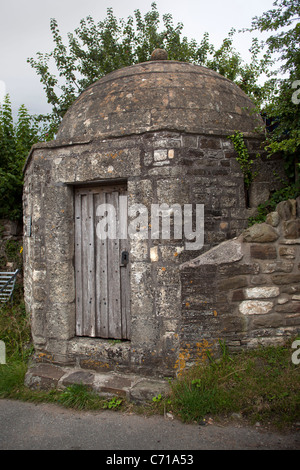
[228,131,258,190]
[0,95,42,220]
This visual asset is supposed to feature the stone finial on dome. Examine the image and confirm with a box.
[150,48,168,60]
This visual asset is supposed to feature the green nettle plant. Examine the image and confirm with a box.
[0,95,42,220]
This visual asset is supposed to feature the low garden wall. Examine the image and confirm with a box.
[180,198,300,359]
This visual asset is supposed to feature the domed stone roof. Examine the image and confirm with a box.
[56,60,263,141]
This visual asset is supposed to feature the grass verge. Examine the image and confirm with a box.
[158,340,300,430]
[0,298,299,429]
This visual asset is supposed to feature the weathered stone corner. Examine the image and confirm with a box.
[180,237,244,269]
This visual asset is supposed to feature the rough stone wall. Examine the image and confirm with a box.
[180,198,300,364]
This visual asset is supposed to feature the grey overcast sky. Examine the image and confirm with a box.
[0,0,276,117]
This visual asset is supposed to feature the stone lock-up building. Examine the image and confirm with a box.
[23,53,299,386]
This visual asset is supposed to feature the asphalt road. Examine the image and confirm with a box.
[0,399,299,451]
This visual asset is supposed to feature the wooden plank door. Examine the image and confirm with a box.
[74,184,130,339]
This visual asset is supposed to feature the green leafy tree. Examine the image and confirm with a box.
[0,95,40,220]
[248,0,300,183]
[27,2,270,131]
[28,3,203,123]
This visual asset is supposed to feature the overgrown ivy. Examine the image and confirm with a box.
[0,95,44,220]
[228,129,300,224]
[227,131,258,190]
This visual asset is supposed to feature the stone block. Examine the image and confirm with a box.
[150,246,159,262]
[156,286,181,317]
[168,149,175,159]
[265,211,280,227]
[25,364,65,391]
[154,149,168,161]
[243,223,279,243]
[218,276,248,291]
[250,245,277,259]
[156,264,181,286]
[180,238,243,269]
[277,294,290,304]
[143,151,153,166]
[182,135,198,148]
[239,300,274,315]
[160,245,184,263]
[250,274,268,285]
[276,199,297,220]
[279,246,296,259]
[46,304,75,340]
[249,183,270,208]
[261,261,294,273]
[251,313,283,328]
[285,316,300,327]
[96,375,136,398]
[245,287,279,299]
[218,263,260,276]
[129,239,149,261]
[31,307,46,338]
[130,317,159,346]
[271,274,300,285]
[231,289,245,301]
[224,150,237,159]
[275,302,300,313]
[33,286,47,302]
[279,238,300,245]
[32,269,47,282]
[199,137,221,149]
[281,284,300,294]
[61,370,95,387]
[283,220,300,239]
[129,379,170,404]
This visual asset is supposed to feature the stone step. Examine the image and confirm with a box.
[24,363,170,404]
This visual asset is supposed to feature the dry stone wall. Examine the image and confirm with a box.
[180,198,300,360]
